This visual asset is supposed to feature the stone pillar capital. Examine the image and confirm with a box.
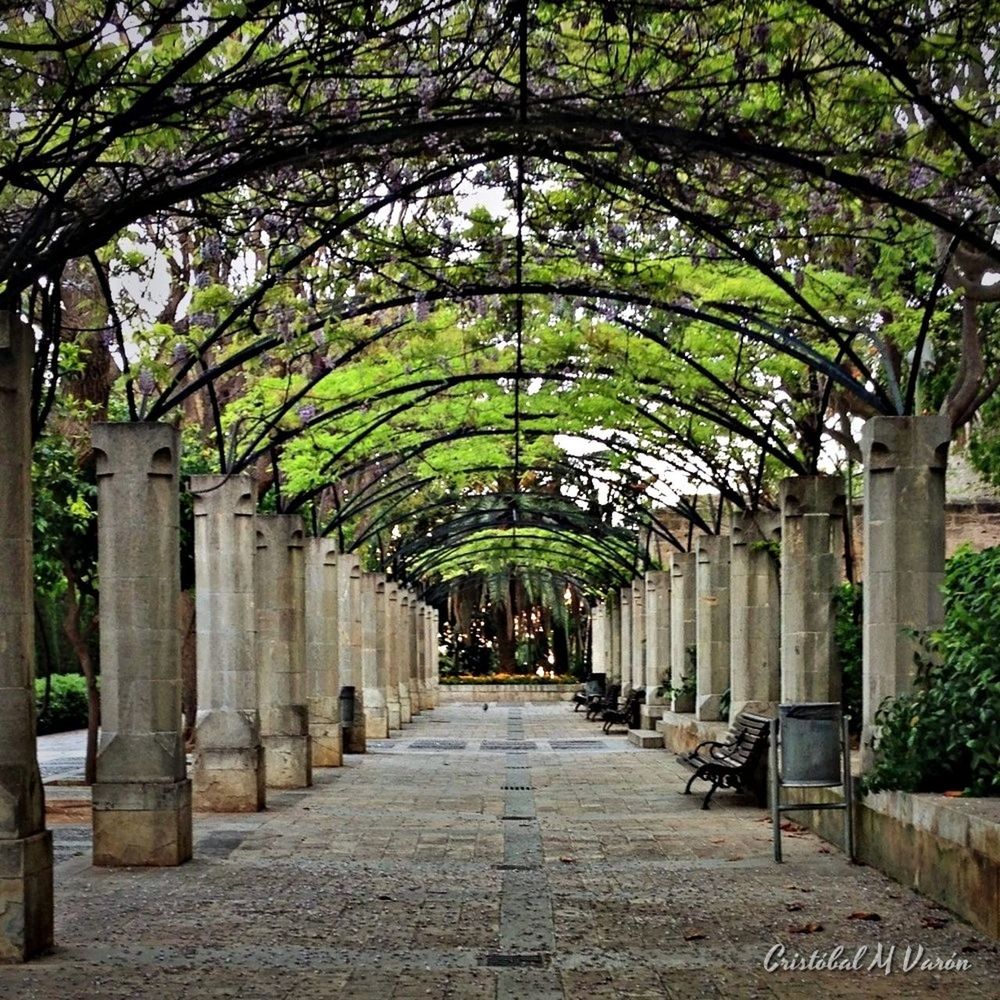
[730,510,780,547]
[190,472,257,515]
[779,475,845,518]
[92,422,179,480]
[860,414,951,471]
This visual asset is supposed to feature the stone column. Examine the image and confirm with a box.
[695,535,731,721]
[630,580,645,695]
[190,474,264,812]
[304,539,343,766]
[361,573,389,739]
[860,416,950,765]
[669,552,696,713]
[91,423,192,866]
[255,515,311,788]
[619,587,633,695]
[780,476,844,704]
[591,604,607,676]
[408,594,422,715]
[641,571,671,727]
[607,595,621,684]
[426,605,440,707]
[728,512,781,720]
[384,584,403,731]
[418,602,432,710]
[0,312,53,961]
[337,554,366,753]
[398,592,413,723]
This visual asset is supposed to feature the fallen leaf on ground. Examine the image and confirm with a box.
[710,837,726,843]
[818,846,832,854]
[788,922,824,934]
[786,885,814,893]
[559,857,576,864]
[848,912,882,921]
[726,855,744,862]
[921,916,949,929]
[683,930,707,941]
[785,902,805,912]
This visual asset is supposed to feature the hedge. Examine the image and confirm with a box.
[35,674,90,735]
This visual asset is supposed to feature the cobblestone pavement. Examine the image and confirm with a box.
[4,704,999,999]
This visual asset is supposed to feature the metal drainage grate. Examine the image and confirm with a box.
[480,740,538,751]
[493,863,539,871]
[500,785,532,791]
[549,739,606,750]
[482,953,549,968]
[409,739,468,750]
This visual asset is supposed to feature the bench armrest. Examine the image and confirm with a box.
[692,738,738,759]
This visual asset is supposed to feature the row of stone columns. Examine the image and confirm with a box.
[186,472,439,814]
[590,415,950,763]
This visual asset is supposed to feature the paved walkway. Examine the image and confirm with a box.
[4,705,999,999]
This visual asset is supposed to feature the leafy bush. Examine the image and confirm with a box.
[834,581,863,732]
[440,673,577,686]
[862,546,1000,796]
[35,674,90,735]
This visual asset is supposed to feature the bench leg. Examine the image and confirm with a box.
[701,780,721,810]
[683,772,699,795]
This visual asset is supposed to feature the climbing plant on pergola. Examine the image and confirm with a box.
[5,0,1000,635]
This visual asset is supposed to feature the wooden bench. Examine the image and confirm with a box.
[572,677,605,712]
[676,712,771,809]
[601,687,645,733]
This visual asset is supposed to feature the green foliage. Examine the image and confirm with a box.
[35,674,90,735]
[440,673,576,686]
[861,546,1000,797]
[834,582,863,733]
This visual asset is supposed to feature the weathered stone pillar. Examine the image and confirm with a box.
[591,604,607,676]
[0,312,53,961]
[630,580,645,695]
[426,605,440,707]
[641,571,671,727]
[190,474,264,811]
[669,552,696,713]
[619,587,633,694]
[398,592,413,723]
[361,573,389,739]
[337,554,366,753]
[408,594,422,715]
[384,584,403,731]
[695,535,731,721]
[729,512,781,720]
[418,602,433,710]
[255,515,311,788]
[780,476,844,704]
[860,416,950,765]
[607,596,622,683]
[304,539,342,766]
[91,423,192,866]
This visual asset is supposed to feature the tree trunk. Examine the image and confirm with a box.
[62,566,99,785]
[552,619,570,675]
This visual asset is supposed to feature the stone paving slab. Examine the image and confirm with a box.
[3,705,1000,998]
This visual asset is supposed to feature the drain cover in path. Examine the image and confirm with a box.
[409,739,468,750]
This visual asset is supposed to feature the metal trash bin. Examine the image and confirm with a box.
[770,702,854,863]
[778,703,842,786]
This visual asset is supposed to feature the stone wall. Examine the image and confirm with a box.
[438,684,577,703]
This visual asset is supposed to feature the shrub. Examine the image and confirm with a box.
[35,673,90,735]
[440,673,577,686]
[834,581,863,732]
[861,546,1000,797]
